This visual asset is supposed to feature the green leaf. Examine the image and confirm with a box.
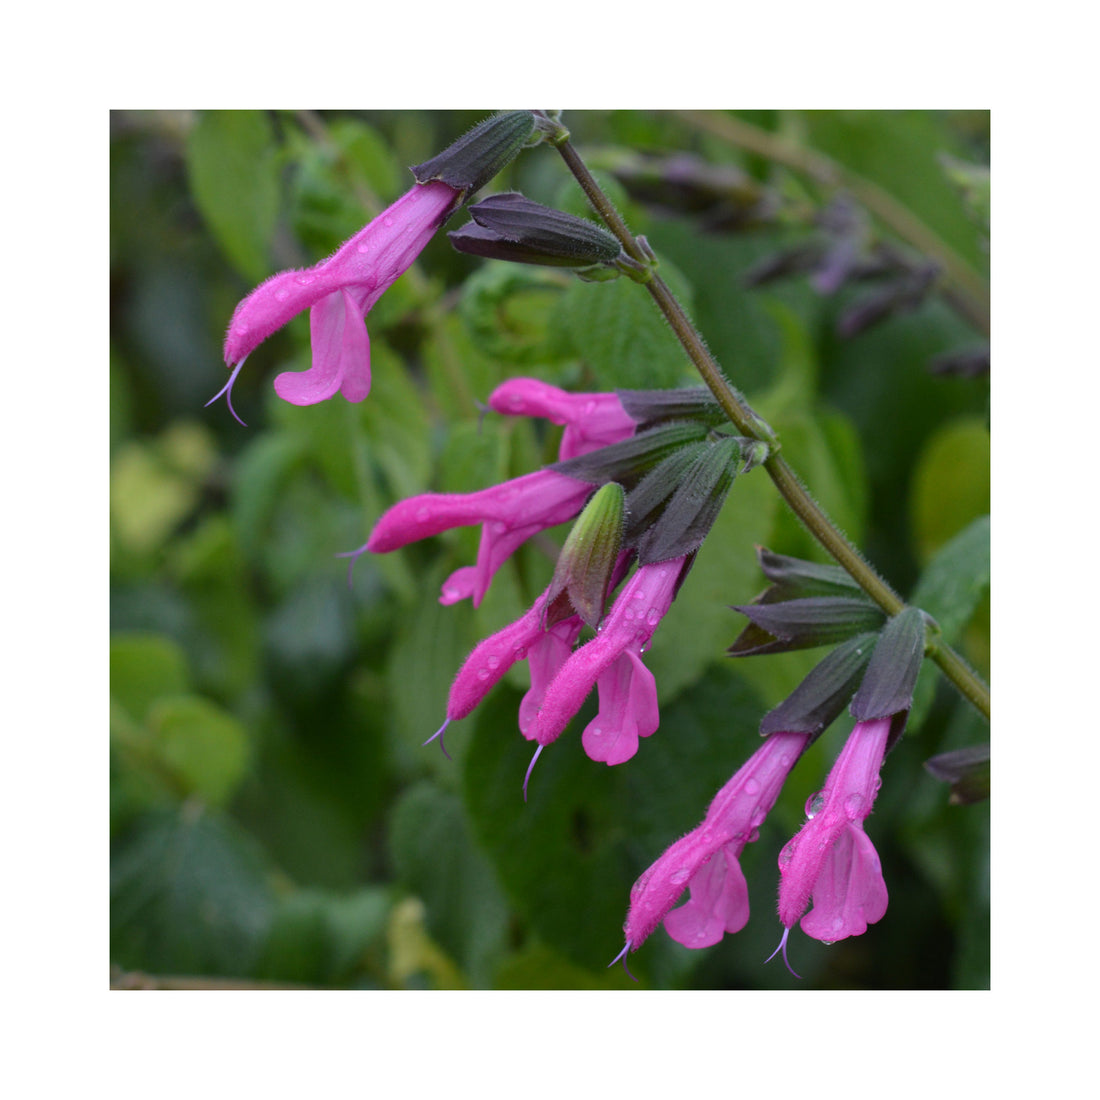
[110,633,190,722]
[186,110,279,282]
[146,695,251,807]
[910,515,990,644]
[389,781,510,987]
[907,515,990,732]
[111,805,276,977]
[255,886,391,986]
[555,259,695,389]
[910,417,990,565]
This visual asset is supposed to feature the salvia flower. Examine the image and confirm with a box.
[489,378,637,461]
[213,180,463,423]
[360,469,596,608]
[623,731,809,952]
[531,554,692,765]
[356,380,638,607]
[776,716,891,944]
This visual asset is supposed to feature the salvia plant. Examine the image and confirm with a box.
[110,110,990,990]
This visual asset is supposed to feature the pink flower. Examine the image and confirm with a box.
[489,378,637,460]
[776,716,891,943]
[210,180,462,423]
[531,556,690,765]
[360,469,594,608]
[444,584,586,731]
[623,732,809,951]
[355,381,638,607]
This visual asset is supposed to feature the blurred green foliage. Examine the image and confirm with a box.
[110,110,989,989]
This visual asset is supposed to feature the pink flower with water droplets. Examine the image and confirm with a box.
[622,731,809,952]
[776,716,891,943]
[357,469,594,608]
[531,555,690,765]
[210,180,461,424]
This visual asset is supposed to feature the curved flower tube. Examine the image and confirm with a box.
[776,716,891,943]
[211,180,462,423]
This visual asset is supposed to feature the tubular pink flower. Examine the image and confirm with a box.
[531,556,689,763]
[360,469,593,608]
[776,716,891,942]
[488,378,637,460]
[445,586,585,727]
[213,180,461,420]
[623,731,809,951]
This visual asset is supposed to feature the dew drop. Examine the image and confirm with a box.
[514,646,528,659]
[820,940,835,946]
[384,215,395,226]
[805,792,825,819]
[477,668,490,681]
[844,793,864,819]
[670,868,692,885]
[778,840,796,866]
[645,607,661,626]
[744,778,760,797]
[294,273,315,286]
[416,507,430,522]
[487,655,501,670]
[274,288,290,302]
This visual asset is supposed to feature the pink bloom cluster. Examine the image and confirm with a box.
[211,180,462,424]
[624,731,809,951]
[365,377,689,768]
[359,378,637,608]
[621,716,891,968]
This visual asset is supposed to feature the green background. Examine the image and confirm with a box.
[110,110,989,989]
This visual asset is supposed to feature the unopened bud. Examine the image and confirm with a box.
[449,192,622,269]
[411,112,537,199]
[544,482,626,628]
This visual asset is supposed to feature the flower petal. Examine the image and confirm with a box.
[799,825,888,941]
[663,845,750,947]
[582,650,659,765]
[273,288,371,405]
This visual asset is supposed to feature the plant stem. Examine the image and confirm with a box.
[552,129,990,723]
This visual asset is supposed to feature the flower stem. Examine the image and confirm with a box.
[551,128,990,723]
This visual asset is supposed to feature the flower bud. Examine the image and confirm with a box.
[923,745,990,805]
[544,482,626,628]
[449,192,622,269]
[411,112,537,198]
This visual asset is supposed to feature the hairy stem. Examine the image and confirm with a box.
[551,126,990,722]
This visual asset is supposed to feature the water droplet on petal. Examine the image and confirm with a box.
[487,655,500,670]
[744,778,760,797]
[670,868,692,885]
[805,792,825,819]
[514,646,528,659]
[294,273,315,286]
[844,793,864,819]
[477,668,490,681]
[778,840,796,866]
[274,288,290,302]
[416,507,430,522]
[645,607,661,626]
